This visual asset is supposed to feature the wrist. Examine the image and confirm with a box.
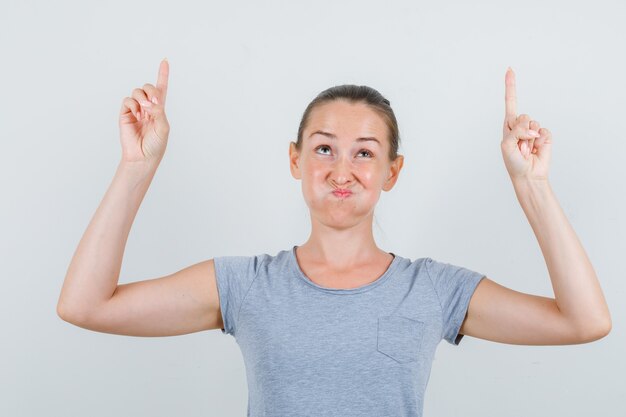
[511,175,550,189]
[116,159,159,189]
[118,158,159,175]
[512,177,550,186]
[511,176,553,211]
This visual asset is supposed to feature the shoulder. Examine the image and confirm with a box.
[213,248,291,274]
[389,254,431,274]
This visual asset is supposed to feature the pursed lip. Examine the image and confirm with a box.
[332,188,353,196]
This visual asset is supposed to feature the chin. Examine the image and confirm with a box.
[320,209,372,228]
[320,219,360,230]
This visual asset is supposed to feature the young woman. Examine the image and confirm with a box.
[57,59,611,416]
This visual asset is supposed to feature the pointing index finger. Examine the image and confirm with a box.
[156,58,169,105]
[505,66,517,121]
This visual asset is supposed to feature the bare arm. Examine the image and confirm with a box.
[510,178,611,336]
[459,68,611,346]
[461,179,611,345]
[56,59,224,336]
[57,59,168,319]
[57,160,157,320]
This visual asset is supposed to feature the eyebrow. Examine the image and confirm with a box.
[308,130,381,145]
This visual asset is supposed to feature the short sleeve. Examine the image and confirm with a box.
[213,255,263,336]
[425,257,486,346]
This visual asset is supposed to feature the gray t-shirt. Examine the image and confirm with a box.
[213,245,485,417]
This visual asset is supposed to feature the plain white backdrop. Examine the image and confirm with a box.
[1,0,624,416]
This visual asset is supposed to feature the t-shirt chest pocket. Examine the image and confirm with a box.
[377,316,425,364]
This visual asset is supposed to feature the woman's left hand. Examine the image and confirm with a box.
[501,68,552,182]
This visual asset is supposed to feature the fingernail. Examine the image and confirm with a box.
[139,99,152,106]
[528,129,540,137]
[151,96,158,104]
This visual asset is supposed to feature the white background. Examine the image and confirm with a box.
[1,0,624,416]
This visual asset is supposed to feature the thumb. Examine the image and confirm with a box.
[145,99,170,140]
[533,127,552,159]
[154,112,170,141]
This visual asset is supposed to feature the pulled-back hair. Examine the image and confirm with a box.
[295,85,400,161]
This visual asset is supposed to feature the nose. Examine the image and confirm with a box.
[330,154,354,187]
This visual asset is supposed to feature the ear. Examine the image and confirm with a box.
[382,154,404,191]
[289,141,302,179]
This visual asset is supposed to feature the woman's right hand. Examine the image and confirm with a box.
[119,58,170,166]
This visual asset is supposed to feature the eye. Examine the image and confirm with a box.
[314,145,331,155]
[315,145,373,158]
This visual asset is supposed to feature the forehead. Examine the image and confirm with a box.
[305,100,388,137]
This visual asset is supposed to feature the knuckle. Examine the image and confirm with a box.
[515,125,528,135]
[123,97,138,108]
[131,88,146,99]
[509,118,521,129]
[505,117,516,129]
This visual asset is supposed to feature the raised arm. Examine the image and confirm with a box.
[457,68,611,345]
[57,59,224,336]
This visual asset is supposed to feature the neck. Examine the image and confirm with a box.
[297,212,388,270]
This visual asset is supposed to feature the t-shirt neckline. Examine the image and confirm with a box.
[289,245,400,294]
